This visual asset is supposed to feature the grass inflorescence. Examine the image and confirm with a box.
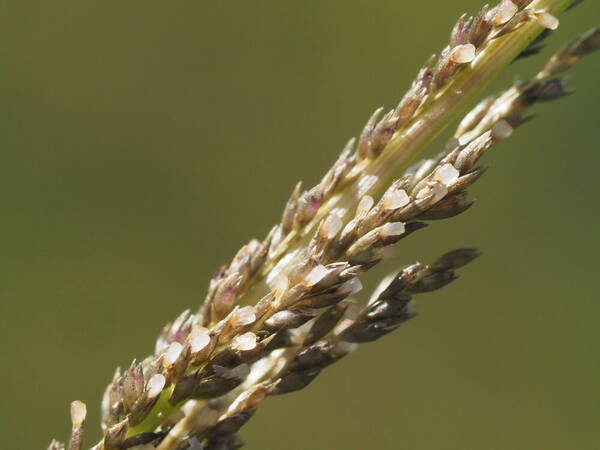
[48,1,599,449]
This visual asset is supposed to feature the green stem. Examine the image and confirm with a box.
[126,389,177,438]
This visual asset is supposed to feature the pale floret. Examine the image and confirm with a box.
[450,44,476,64]
[164,342,183,365]
[244,356,275,386]
[322,213,343,239]
[305,264,331,286]
[266,249,300,288]
[225,391,251,417]
[432,182,449,202]
[417,182,448,202]
[356,195,374,217]
[491,120,514,140]
[190,328,211,353]
[369,273,396,305]
[233,332,258,351]
[70,400,87,427]
[342,277,363,295]
[433,163,460,186]
[330,207,348,219]
[492,0,518,26]
[534,10,559,30]
[146,374,166,399]
[381,222,406,237]
[414,159,436,180]
[382,189,410,210]
[232,306,257,328]
[272,275,289,297]
[265,309,295,326]
[341,218,358,238]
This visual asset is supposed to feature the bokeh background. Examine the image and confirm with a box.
[2,1,599,449]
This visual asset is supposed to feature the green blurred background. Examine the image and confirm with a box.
[2,1,599,449]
